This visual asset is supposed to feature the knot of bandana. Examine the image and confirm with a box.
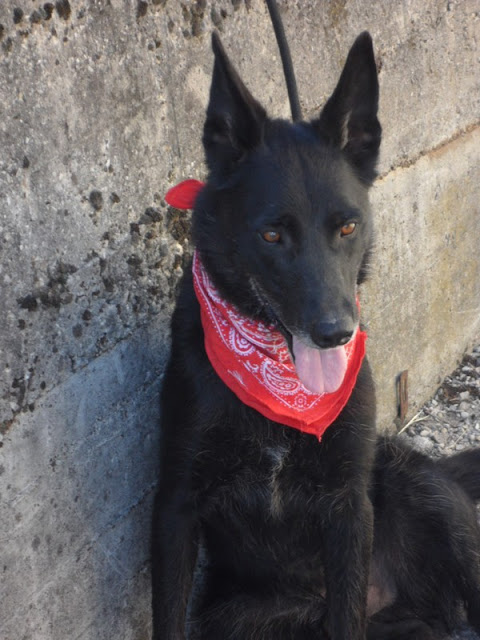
[166,179,367,440]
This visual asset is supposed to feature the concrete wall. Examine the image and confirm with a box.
[0,1,478,638]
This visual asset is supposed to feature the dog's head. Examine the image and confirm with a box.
[193,31,380,390]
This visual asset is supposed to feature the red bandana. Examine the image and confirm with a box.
[166,180,367,440]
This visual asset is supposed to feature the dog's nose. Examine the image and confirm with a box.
[311,321,354,349]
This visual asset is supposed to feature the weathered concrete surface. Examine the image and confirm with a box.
[366,126,480,426]
[0,326,165,640]
[0,1,479,638]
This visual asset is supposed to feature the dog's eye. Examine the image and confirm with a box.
[340,222,357,237]
[262,230,281,243]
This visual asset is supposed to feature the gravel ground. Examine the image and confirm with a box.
[402,344,480,639]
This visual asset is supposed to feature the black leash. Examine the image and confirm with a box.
[265,0,302,122]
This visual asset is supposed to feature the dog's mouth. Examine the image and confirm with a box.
[291,336,349,395]
[248,277,351,395]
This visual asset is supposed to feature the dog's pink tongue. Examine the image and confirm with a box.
[292,336,348,394]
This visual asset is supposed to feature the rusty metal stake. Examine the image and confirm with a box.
[395,370,409,430]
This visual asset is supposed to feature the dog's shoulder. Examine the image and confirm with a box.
[165,263,238,429]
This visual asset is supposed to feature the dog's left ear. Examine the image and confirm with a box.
[203,31,267,179]
[313,32,381,184]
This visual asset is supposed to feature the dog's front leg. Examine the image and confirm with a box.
[151,485,199,640]
[322,488,373,640]
[151,353,202,640]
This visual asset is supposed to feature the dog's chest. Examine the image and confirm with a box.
[265,444,290,518]
[199,434,323,525]
[197,432,329,580]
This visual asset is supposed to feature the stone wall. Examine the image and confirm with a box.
[0,1,478,638]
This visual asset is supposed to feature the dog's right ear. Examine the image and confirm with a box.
[203,32,267,178]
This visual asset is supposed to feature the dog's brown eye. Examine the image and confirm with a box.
[262,230,281,243]
[340,222,356,237]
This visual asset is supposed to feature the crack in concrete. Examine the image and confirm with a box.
[377,121,480,181]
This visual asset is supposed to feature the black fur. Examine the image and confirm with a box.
[151,31,480,640]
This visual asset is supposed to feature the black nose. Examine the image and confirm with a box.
[311,321,354,349]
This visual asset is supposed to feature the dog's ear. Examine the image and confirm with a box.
[313,32,381,184]
[203,32,267,178]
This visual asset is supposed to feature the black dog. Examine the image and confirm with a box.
[151,28,480,640]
